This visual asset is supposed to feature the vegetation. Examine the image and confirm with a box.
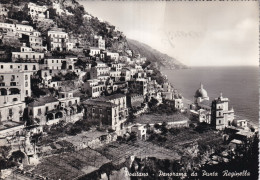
[149,101,178,115]
[127,39,187,70]
[192,134,259,179]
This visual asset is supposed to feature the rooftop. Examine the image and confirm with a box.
[29,96,58,107]
[230,139,243,145]
[198,100,212,107]
[0,121,24,131]
[96,93,126,101]
[83,100,117,108]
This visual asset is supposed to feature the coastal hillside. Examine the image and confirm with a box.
[127,39,187,69]
[0,0,186,69]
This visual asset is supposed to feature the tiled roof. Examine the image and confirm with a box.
[28,96,58,107]
[83,100,117,108]
[199,100,211,107]
[96,93,126,101]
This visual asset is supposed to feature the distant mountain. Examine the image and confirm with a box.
[127,39,187,69]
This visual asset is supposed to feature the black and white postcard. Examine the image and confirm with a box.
[0,0,258,179]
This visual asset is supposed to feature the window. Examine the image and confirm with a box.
[9,109,13,116]
[10,82,16,86]
[39,55,41,59]
[0,65,3,69]
[25,75,28,80]
[219,120,221,124]
[38,108,41,115]
[26,55,28,59]
[25,82,28,87]
[33,55,35,59]
[26,90,28,95]
[0,75,4,80]
[24,65,28,70]
[10,65,13,69]
[92,108,95,113]
[52,60,54,63]
[33,65,36,70]
[11,75,15,81]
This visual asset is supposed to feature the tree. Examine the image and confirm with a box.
[154,123,160,130]
[161,122,168,134]
[148,97,159,109]
[64,72,78,80]
[9,150,25,163]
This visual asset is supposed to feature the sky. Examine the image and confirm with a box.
[80,1,259,66]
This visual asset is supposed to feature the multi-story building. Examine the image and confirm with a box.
[121,68,131,81]
[83,94,128,134]
[29,32,46,52]
[0,71,31,103]
[90,62,110,80]
[0,23,16,34]
[0,99,25,122]
[128,78,148,95]
[28,2,47,19]
[12,43,44,62]
[87,47,101,56]
[90,36,105,50]
[58,90,80,115]
[0,62,39,74]
[47,30,69,51]
[109,70,121,82]
[106,52,119,61]
[82,79,106,98]
[16,24,34,37]
[0,4,8,16]
[43,57,65,70]
[127,93,145,109]
[28,96,61,125]
[211,93,235,130]
[111,63,124,72]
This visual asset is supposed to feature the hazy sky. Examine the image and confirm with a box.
[80,1,259,66]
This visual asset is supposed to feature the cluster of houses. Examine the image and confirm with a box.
[0,1,255,174]
[0,2,186,168]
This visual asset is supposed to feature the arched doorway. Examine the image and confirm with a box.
[0,88,7,95]
[55,112,63,119]
[9,88,20,95]
[47,113,54,121]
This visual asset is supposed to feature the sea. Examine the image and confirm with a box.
[162,66,259,126]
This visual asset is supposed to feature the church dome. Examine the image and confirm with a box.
[194,83,208,98]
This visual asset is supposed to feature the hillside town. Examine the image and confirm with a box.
[0,1,258,180]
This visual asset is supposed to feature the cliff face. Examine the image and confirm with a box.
[127,39,187,69]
